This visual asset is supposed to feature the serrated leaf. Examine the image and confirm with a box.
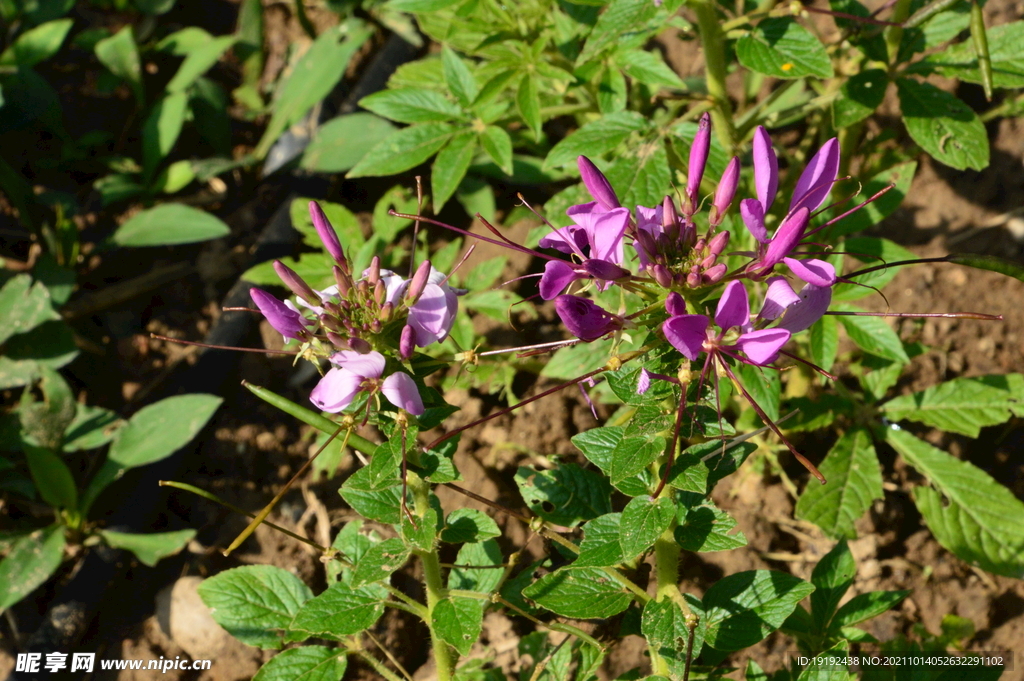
[881,374,1024,437]
[402,507,438,552]
[619,496,675,558]
[796,429,883,540]
[736,19,834,79]
[360,88,465,124]
[433,596,485,656]
[112,203,230,247]
[0,525,65,611]
[810,540,855,633]
[252,646,347,681]
[836,306,909,363]
[290,580,387,638]
[896,78,989,171]
[611,437,664,487]
[301,113,398,173]
[479,125,513,176]
[809,316,839,373]
[432,132,477,211]
[833,69,887,128]
[885,428,1024,578]
[675,495,747,552]
[341,469,403,525]
[197,566,313,649]
[441,508,501,544]
[523,567,632,618]
[700,570,815,651]
[577,0,660,65]
[666,450,711,494]
[642,599,705,678]
[617,49,686,89]
[545,111,648,169]
[449,539,505,593]
[575,513,624,567]
[351,537,410,586]
[109,394,222,467]
[0,274,61,345]
[516,76,541,140]
[830,589,909,631]
[99,529,195,567]
[514,463,612,527]
[597,64,627,113]
[442,46,478,108]
[348,123,455,178]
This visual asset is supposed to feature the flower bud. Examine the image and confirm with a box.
[679,220,697,250]
[685,112,711,215]
[272,260,319,304]
[710,157,740,226]
[310,201,348,271]
[320,314,343,333]
[662,195,680,241]
[374,279,386,305]
[554,295,623,341]
[370,319,382,334]
[708,230,730,258]
[686,271,701,288]
[250,288,309,340]
[399,324,415,359]
[636,230,658,263]
[665,291,687,317]
[326,332,349,348]
[703,263,728,284]
[366,256,381,286]
[349,337,372,354]
[379,301,393,321]
[406,260,432,303]
[693,238,706,255]
[651,264,672,288]
[333,266,351,297]
[700,254,718,270]
[356,279,369,299]
[578,156,620,210]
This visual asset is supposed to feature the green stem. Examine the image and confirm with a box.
[352,649,407,681]
[692,0,737,152]
[884,0,914,67]
[409,474,454,681]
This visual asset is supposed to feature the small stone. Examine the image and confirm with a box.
[156,576,230,660]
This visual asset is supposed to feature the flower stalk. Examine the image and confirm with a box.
[692,0,737,152]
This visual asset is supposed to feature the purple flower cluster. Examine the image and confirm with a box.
[249,202,460,415]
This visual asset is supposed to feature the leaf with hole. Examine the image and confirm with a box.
[619,495,675,559]
[433,596,485,656]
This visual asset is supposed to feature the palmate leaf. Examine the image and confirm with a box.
[882,374,1024,437]
[736,18,833,79]
[885,428,1024,578]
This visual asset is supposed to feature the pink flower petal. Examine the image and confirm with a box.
[777,283,833,333]
[752,126,778,213]
[760,207,810,271]
[382,372,424,415]
[783,257,836,287]
[539,260,584,300]
[735,328,791,365]
[790,138,839,213]
[740,199,769,244]
[759,277,799,320]
[310,368,364,413]
[408,284,452,346]
[663,314,709,360]
[637,368,652,395]
[585,207,630,265]
[715,281,750,331]
[331,350,385,378]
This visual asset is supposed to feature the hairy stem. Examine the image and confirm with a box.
[410,475,455,681]
[692,0,737,152]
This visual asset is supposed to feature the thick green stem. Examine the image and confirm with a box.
[692,0,737,152]
[410,475,455,681]
[654,532,682,603]
[884,0,914,67]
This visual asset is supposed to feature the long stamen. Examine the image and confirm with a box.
[805,184,897,238]
[390,211,558,261]
[844,256,952,280]
[825,310,1003,321]
[477,339,581,357]
[150,333,299,355]
[778,350,839,381]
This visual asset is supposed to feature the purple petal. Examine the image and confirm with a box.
[583,258,630,281]
[740,199,769,244]
[759,277,799,320]
[578,156,620,210]
[310,368,364,413]
[752,126,778,213]
[250,288,309,340]
[554,295,622,341]
[761,207,810,271]
[382,372,424,415]
[331,350,386,379]
[783,257,836,287]
[687,113,711,209]
[790,138,839,213]
[637,368,652,395]
[777,283,833,333]
[663,314,709,360]
[539,260,584,300]
[665,291,687,317]
[538,224,585,255]
[715,281,750,331]
[408,284,453,346]
[581,207,630,264]
[635,205,661,233]
[734,328,791,365]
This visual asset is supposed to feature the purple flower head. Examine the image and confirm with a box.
[752,126,778,214]
[554,295,623,341]
[578,156,621,211]
[537,206,631,299]
[310,350,424,415]
[310,201,348,270]
[744,206,810,275]
[250,288,309,340]
[686,113,711,213]
[790,138,840,214]
[633,200,695,269]
[407,267,459,346]
[776,281,833,333]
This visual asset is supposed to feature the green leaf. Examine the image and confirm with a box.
[882,374,1024,437]
[432,132,477,211]
[809,540,855,633]
[348,123,455,178]
[666,449,711,494]
[449,539,504,593]
[885,428,1024,578]
[611,437,664,487]
[734,362,781,422]
[826,162,917,239]
[360,87,465,124]
[797,640,849,681]
[109,394,222,468]
[833,69,887,128]
[574,513,624,567]
[643,599,705,678]
[197,565,313,649]
[340,468,403,525]
[24,445,77,510]
[0,18,73,68]
[675,495,747,552]
[619,495,675,559]
[523,567,632,618]
[921,20,1024,88]
[99,529,195,567]
[577,0,660,65]
[252,646,347,681]
[0,274,60,345]
[442,46,478,108]
[153,160,196,194]
[388,0,463,10]
[605,141,671,210]
[112,203,230,247]
[18,365,75,449]
[514,463,612,527]
[597,64,627,113]
[516,76,541,140]
[350,537,409,586]
[255,23,374,158]
[736,18,834,79]
[166,35,236,93]
[63,404,123,451]
[616,49,686,89]
[402,507,438,552]
[0,525,65,611]
[441,508,501,544]
[831,589,909,630]
[808,315,839,373]
[836,306,909,363]
[545,111,647,169]
[433,596,485,656]
[142,91,188,176]
[301,113,398,173]
[290,580,387,638]
[896,78,989,171]
[795,429,883,540]
[700,570,816,651]
[94,26,143,104]
[480,125,513,176]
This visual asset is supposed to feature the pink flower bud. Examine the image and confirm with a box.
[366,256,381,286]
[326,332,349,348]
[710,157,740,226]
[577,156,620,210]
[379,301,393,321]
[349,337,372,354]
[662,195,680,241]
[708,230,730,258]
[374,279,386,305]
[399,324,415,359]
[686,113,711,214]
[665,291,687,317]
[700,254,718,270]
[554,295,623,341]
[703,263,728,284]
[333,266,351,297]
[686,271,701,288]
[406,260,432,303]
[310,201,348,270]
[652,264,672,288]
[250,288,309,340]
[272,260,318,304]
